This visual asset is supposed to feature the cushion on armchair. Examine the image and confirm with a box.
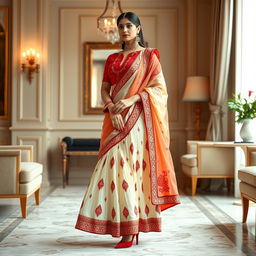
[180,154,197,167]
[20,162,43,183]
[238,167,256,187]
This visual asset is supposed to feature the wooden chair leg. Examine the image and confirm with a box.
[20,196,27,218]
[241,194,249,223]
[226,178,232,192]
[63,155,67,188]
[34,188,40,205]
[191,177,198,196]
[66,156,70,185]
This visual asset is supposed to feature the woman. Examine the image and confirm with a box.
[75,12,180,249]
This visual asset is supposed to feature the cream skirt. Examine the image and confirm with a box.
[75,107,161,237]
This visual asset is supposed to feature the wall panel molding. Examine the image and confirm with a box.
[16,0,43,122]
[17,135,42,162]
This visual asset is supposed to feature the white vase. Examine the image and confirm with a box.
[240,119,255,142]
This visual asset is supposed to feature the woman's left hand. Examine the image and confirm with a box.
[111,98,134,114]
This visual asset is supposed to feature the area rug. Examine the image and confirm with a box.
[0,186,255,256]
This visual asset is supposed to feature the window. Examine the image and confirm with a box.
[235,0,256,140]
[236,0,256,95]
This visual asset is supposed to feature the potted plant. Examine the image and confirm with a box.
[228,91,256,142]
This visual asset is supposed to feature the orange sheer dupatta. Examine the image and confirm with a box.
[99,49,180,211]
[129,49,180,211]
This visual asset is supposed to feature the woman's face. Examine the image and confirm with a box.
[117,18,140,42]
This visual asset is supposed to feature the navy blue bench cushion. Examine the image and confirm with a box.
[62,137,100,151]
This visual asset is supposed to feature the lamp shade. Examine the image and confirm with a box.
[183,76,210,102]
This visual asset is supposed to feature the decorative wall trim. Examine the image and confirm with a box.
[17,0,42,122]
[18,76,40,121]
[17,135,42,162]
[10,127,49,131]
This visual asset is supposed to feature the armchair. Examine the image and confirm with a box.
[181,140,234,195]
[0,145,43,218]
[238,146,256,223]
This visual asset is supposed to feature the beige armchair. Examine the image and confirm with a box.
[181,140,234,195]
[238,146,256,223]
[0,145,43,218]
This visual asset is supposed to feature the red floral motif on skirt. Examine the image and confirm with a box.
[111,181,115,192]
[123,207,129,219]
[95,205,102,217]
[135,183,137,191]
[145,205,150,216]
[110,157,115,168]
[155,205,161,214]
[122,179,129,191]
[134,206,138,216]
[130,143,134,154]
[136,160,140,172]
[143,159,147,170]
[112,208,116,219]
[120,157,124,168]
[97,179,104,190]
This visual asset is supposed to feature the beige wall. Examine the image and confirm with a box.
[1,0,213,186]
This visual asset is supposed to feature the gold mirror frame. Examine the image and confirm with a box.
[0,8,8,119]
[84,42,121,115]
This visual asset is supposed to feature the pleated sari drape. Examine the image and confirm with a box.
[75,48,180,237]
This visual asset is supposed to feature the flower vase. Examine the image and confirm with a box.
[240,119,255,142]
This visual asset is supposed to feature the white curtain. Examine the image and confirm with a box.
[206,0,234,141]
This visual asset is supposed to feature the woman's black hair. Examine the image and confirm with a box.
[117,12,146,49]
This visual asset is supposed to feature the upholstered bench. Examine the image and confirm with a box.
[60,137,100,188]
[0,145,43,218]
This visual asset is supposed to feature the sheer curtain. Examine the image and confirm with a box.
[235,0,256,141]
[206,0,234,141]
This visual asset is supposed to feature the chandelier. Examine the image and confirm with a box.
[97,0,123,44]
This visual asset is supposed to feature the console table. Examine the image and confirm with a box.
[60,137,100,188]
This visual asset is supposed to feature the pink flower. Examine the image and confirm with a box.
[248,90,254,97]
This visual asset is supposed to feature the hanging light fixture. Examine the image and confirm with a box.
[97,0,123,44]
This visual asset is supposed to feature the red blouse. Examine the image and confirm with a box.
[102,50,141,85]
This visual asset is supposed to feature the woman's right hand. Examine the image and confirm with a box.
[109,105,124,131]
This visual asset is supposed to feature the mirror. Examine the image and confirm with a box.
[0,8,8,119]
[84,42,121,115]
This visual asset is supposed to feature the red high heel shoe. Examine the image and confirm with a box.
[115,234,139,249]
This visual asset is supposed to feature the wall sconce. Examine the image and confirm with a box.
[21,48,40,83]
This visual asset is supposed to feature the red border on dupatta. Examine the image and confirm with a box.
[75,214,161,237]
[98,103,142,159]
[139,91,180,206]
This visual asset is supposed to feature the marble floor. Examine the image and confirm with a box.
[0,186,255,256]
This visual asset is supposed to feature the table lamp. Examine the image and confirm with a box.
[183,76,210,139]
